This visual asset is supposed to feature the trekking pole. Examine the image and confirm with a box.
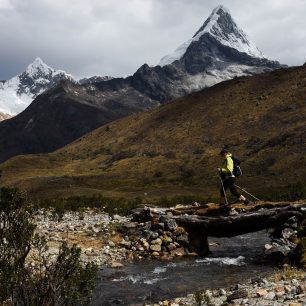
[234,184,261,202]
[218,171,228,205]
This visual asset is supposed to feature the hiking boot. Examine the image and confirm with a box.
[243,199,252,205]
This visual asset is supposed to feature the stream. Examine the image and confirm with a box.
[91,230,274,306]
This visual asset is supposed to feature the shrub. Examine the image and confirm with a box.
[0,187,98,306]
[39,194,142,216]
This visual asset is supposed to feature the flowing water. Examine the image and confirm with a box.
[91,230,273,306]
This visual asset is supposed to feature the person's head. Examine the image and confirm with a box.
[219,148,229,157]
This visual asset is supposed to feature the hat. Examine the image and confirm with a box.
[219,148,229,155]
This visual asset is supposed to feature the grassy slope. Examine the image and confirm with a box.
[1,65,305,200]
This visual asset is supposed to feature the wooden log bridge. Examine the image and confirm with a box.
[173,204,306,256]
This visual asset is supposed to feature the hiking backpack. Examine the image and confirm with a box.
[231,156,242,177]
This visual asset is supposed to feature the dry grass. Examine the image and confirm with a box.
[0,66,305,200]
[269,266,306,282]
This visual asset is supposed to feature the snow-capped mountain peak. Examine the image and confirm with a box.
[0,58,75,117]
[194,5,264,58]
[159,5,265,66]
[25,57,53,78]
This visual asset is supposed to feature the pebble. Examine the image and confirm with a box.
[108,240,116,247]
[150,245,162,252]
[111,261,123,268]
[265,292,276,300]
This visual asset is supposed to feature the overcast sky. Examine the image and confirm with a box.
[0,0,305,80]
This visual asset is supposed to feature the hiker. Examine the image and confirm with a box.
[218,148,250,206]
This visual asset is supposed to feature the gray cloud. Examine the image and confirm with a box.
[0,0,305,80]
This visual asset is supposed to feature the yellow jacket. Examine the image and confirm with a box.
[221,153,234,177]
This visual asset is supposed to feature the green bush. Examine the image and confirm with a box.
[0,187,98,306]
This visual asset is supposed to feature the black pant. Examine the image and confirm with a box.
[220,177,240,198]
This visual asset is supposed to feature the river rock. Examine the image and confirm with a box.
[162,235,172,245]
[150,244,161,252]
[265,243,291,256]
[151,232,159,239]
[170,247,184,257]
[274,286,285,296]
[92,226,100,233]
[151,238,162,245]
[154,223,165,231]
[256,289,268,297]
[120,222,138,231]
[112,214,123,221]
[227,289,248,301]
[281,228,296,239]
[167,243,176,251]
[141,229,152,239]
[120,240,131,248]
[265,292,276,300]
[174,226,186,235]
[176,233,189,244]
[108,240,116,247]
[131,207,153,222]
[111,261,123,268]
[229,208,239,216]
[142,241,150,251]
[142,221,152,230]
[292,279,300,287]
[160,216,177,231]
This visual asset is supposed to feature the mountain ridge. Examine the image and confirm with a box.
[1,65,305,199]
[0,5,283,163]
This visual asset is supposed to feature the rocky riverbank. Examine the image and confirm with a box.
[33,202,306,305]
[150,273,306,306]
[33,206,191,266]
[33,202,306,265]
[34,208,130,266]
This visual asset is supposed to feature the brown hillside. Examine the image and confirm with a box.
[1,66,305,199]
